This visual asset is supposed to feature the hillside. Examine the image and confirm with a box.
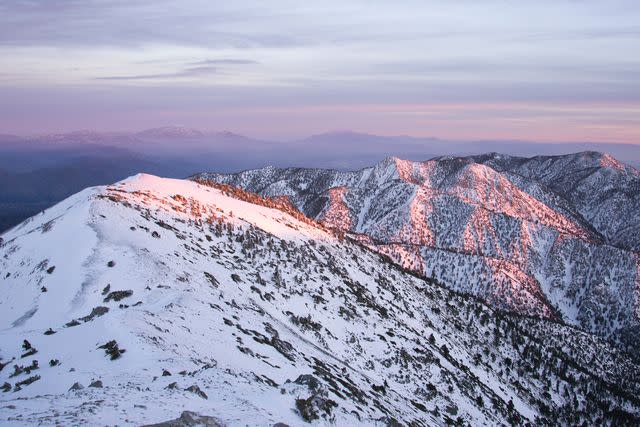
[1,175,639,425]
[194,152,640,354]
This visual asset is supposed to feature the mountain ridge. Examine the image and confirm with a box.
[193,151,640,355]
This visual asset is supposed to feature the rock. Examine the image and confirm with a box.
[142,411,225,427]
[79,306,109,322]
[377,416,403,427]
[162,369,172,376]
[65,319,81,327]
[20,348,37,358]
[15,375,40,388]
[107,260,116,267]
[295,394,338,422]
[184,384,208,399]
[89,380,103,388]
[103,290,133,303]
[293,374,320,393]
[69,382,84,391]
[44,328,56,335]
[165,382,178,390]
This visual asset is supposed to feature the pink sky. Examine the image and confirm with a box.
[0,1,638,144]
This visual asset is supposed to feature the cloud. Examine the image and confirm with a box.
[189,59,259,66]
[1,1,638,51]
[0,1,305,49]
[1,0,639,141]
[95,65,218,81]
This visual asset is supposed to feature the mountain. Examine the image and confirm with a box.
[3,126,639,273]
[1,174,639,425]
[0,129,266,232]
[0,146,173,233]
[193,152,640,355]
[32,131,137,145]
[294,132,640,170]
[467,152,640,251]
[136,126,206,140]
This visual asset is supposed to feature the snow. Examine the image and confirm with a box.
[198,153,640,352]
[1,173,638,425]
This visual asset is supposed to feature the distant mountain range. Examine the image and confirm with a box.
[1,173,639,424]
[194,151,640,355]
[0,127,638,233]
[2,126,640,168]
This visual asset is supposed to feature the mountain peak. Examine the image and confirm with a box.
[599,152,631,172]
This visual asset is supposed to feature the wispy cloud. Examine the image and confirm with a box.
[189,58,258,66]
[95,65,218,81]
[1,0,639,141]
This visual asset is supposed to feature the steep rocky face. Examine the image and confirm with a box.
[1,174,639,425]
[194,152,640,354]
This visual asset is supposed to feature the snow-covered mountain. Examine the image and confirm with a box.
[2,174,639,425]
[194,152,640,355]
[468,152,640,251]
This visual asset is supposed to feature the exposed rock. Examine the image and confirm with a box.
[142,411,225,427]
[295,393,338,422]
[103,290,133,303]
[69,382,84,391]
[79,306,109,322]
[184,385,208,399]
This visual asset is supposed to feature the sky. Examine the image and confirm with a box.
[0,0,639,143]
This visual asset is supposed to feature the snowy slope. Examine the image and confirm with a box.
[194,152,640,354]
[469,151,640,251]
[1,174,639,425]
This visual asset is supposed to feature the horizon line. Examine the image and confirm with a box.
[1,127,638,147]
